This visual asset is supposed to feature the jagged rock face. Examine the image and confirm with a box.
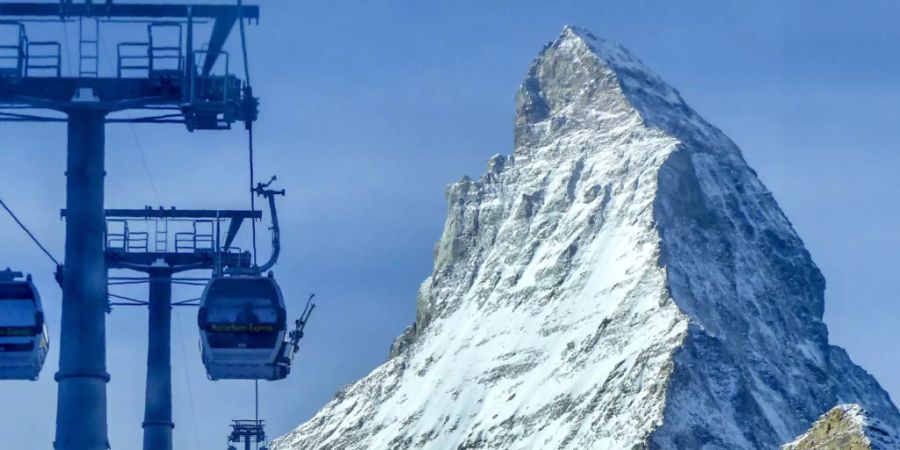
[272,27,900,450]
[782,405,900,450]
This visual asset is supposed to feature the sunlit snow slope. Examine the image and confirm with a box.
[273,26,900,450]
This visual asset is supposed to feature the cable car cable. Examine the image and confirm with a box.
[248,127,258,267]
[236,0,251,85]
[173,310,204,450]
[107,293,148,305]
[125,120,162,205]
[255,379,259,450]
[98,40,163,206]
[246,74,258,268]
[236,0,260,268]
[0,196,61,267]
[172,298,201,306]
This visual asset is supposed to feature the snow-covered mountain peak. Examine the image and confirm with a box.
[274,27,900,450]
[515,25,703,155]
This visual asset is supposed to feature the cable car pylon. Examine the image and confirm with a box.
[0,2,328,450]
[95,178,316,449]
[226,419,269,450]
[0,2,260,449]
[96,206,260,450]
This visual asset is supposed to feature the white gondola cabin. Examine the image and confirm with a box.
[198,274,289,381]
[0,269,49,381]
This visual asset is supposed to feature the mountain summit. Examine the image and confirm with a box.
[273,26,900,449]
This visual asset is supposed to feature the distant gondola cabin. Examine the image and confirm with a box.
[0,268,49,381]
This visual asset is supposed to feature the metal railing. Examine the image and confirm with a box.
[116,23,185,78]
[106,220,149,253]
[148,22,182,77]
[25,41,61,77]
[173,220,215,253]
[193,220,214,252]
[116,41,149,78]
[191,49,234,101]
[106,219,128,252]
[0,22,26,77]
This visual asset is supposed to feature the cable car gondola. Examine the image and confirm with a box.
[0,268,48,381]
[198,274,289,381]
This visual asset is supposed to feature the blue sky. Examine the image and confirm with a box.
[0,1,899,449]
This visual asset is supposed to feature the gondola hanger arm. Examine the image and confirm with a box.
[229,175,284,276]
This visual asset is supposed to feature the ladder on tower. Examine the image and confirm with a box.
[154,217,168,252]
[78,17,99,77]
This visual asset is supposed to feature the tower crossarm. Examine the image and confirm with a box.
[0,2,260,130]
[0,3,259,21]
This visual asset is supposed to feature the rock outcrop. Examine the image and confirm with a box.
[783,404,900,450]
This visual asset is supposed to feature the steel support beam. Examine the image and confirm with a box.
[62,208,261,219]
[55,108,109,450]
[201,14,237,77]
[223,217,244,250]
[142,269,174,450]
[0,3,259,20]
